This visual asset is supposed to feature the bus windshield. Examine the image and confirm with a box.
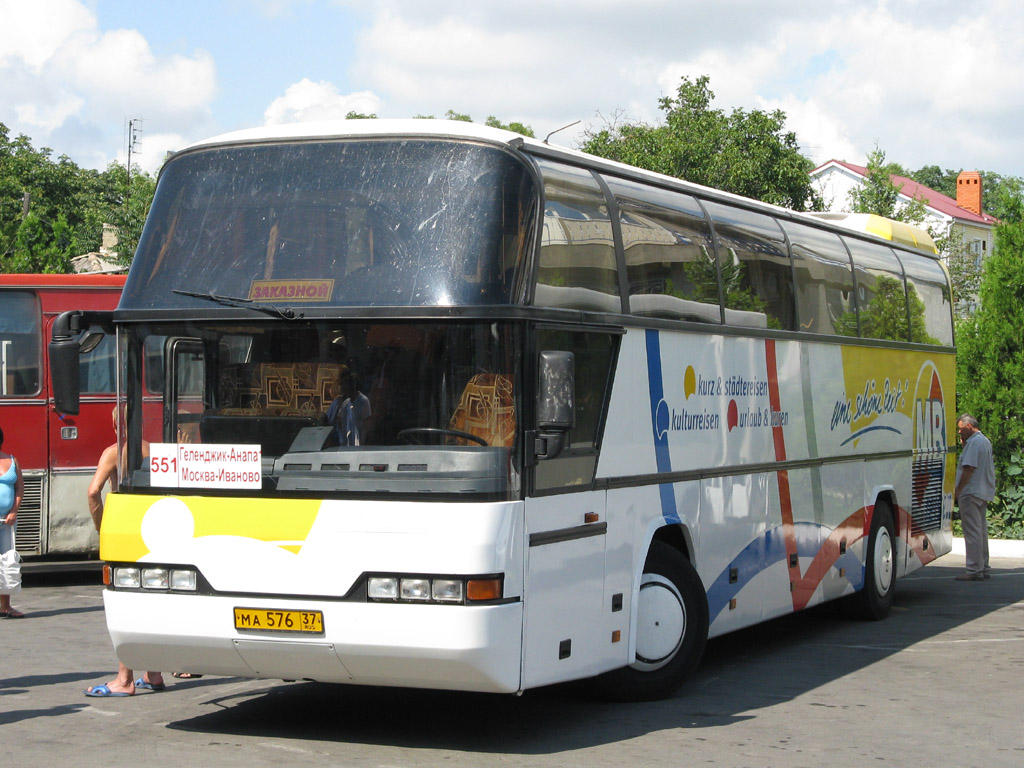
[123,139,537,310]
[125,319,520,499]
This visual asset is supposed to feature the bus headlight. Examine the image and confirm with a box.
[109,565,198,592]
[113,567,141,589]
[142,568,169,589]
[366,574,502,604]
[431,579,464,603]
[400,578,431,601]
[170,569,198,591]
[367,577,399,600]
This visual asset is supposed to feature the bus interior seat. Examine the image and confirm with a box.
[447,373,516,447]
[202,361,341,452]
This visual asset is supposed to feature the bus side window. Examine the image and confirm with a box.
[79,333,118,394]
[604,177,722,323]
[844,238,910,342]
[533,159,621,314]
[703,201,794,331]
[533,329,616,492]
[779,220,856,336]
[0,291,41,397]
[897,252,953,346]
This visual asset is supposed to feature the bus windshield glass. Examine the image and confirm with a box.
[123,139,537,309]
[124,319,520,500]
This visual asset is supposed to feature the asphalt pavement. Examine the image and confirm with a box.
[3,547,1024,767]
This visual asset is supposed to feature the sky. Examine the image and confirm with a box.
[2,0,1024,183]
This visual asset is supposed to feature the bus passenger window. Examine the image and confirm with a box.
[703,201,794,331]
[0,291,41,397]
[895,252,952,346]
[844,239,910,342]
[534,159,621,314]
[80,333,118,394]
[605,177,722,323]
[780,220,856,336]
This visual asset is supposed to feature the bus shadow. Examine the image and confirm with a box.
[167,559,1024,754]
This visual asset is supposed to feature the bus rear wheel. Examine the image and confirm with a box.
[594,541,708,701]
[842,499,896,620]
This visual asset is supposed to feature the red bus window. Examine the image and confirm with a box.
[0,291,41,397]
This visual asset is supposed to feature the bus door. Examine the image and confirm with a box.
[45,317,117,553]
[521,328,621,687]
[522,490,611,687]
[1,292,48,554]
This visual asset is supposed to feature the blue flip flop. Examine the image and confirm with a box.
[84,684,131,698]
[134,677,166,691]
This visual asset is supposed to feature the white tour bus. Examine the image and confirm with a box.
[50,120,955,700]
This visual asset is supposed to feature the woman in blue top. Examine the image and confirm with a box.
[0,425,25,618]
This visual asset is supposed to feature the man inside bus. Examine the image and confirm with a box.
[326,366,370,445]
[84,408,165,697]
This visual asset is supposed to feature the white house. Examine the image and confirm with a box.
[810,160,997,262]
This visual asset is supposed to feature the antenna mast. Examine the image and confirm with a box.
[126,118,142,198]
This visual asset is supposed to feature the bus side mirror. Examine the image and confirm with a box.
[49,310,114,416]
[49,311,84,415]
[535,350,574,460]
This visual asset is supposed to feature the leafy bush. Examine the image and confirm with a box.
[987,452,1024,539]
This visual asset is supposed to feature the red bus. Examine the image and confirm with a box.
[1,273,125,558]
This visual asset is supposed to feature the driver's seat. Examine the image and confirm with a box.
[447,374,515,447]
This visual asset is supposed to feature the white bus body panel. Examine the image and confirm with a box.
[106,591,524,692]
[598,327,953,640]
[104,499,527,693]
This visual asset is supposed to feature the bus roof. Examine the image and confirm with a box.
[178,118,527,155]
[804,213,938,254]
[174,119,942,259]
[175,119,804,218]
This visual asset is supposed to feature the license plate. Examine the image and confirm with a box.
[233,607,324,634]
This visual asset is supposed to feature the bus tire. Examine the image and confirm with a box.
[594,541,708,701]
[842,499,896,620]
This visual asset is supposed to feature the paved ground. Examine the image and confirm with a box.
[3,550,1024,767]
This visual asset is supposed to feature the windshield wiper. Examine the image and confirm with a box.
[172,289,302,320]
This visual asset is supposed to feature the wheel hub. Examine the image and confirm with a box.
[633,575,686,669]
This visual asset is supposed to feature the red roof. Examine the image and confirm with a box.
[812,159,998,226]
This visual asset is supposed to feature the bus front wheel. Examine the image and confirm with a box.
[595,541,708,701]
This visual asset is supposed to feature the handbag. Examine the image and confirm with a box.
[0,545,21,595]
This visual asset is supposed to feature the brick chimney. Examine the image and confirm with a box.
[956,171,983,215]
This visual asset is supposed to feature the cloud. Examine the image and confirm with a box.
[0,0,216,171]
[0,0,94,70]
[263,79,382,124]
[346,1,812,143]
[346,0,1024,174]
[3,0,1024,178]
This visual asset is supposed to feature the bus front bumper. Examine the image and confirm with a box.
[104,590,524,693]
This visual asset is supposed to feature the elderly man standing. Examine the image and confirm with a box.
[954,414,996,581]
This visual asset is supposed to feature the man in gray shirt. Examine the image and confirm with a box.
[954,414,996,581]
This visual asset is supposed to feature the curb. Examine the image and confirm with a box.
[951,537,1024,558]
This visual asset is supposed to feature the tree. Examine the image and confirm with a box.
[484,116,535,138]
[910,165,959,200]
[580,75,820,210]
[956,192,1024,504]
[0,122,161,271]
[413,111,535,138]
[908,165,1024,221]
[848,147,928,224]
[103,163,156,265]
[980,172,1024,221]
[937,226,982,320]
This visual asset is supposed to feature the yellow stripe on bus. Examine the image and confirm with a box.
[100,494,321,563]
